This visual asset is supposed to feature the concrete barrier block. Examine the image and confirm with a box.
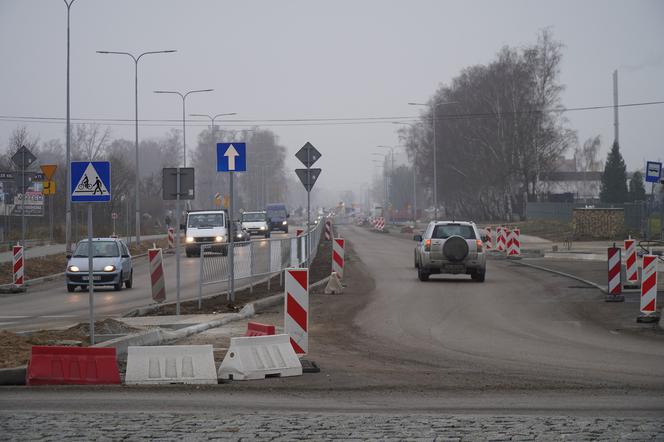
[125,345,217,385]
[218,334,302,381]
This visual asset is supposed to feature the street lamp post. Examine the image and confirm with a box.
[372,153,389,214]
[408,100,457,220]
[154,89,214,167]
[97,50,176,246]
[64,0,76,253]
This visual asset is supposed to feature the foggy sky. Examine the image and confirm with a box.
[1,0,663,197]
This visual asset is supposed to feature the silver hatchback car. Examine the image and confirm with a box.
[413,221,486,282]
[66,238,133,292]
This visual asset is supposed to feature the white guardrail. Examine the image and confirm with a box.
[198,220,324,300]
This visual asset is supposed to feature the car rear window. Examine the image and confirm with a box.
[432,224,476,239]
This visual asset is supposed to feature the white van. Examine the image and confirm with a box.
[184,210,229,257]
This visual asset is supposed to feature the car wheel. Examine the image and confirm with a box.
[284,227,289,234]
[80,285,87,292]
[113,274,123,291]
[125,270,133,288]
[67,284,76,293]
[471,269,486,282]
[417,266,429,282]
[265,232,270,238]
[185,249,193,258]
[414,252,419,269]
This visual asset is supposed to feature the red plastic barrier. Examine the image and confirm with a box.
[245,322,276,337]
[26,346,121,386]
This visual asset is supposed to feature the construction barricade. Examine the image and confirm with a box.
[284,268,309,355]
[496,227,506,252]
[637,255,660,323]
[506,228,521,258]
[623,238,638,288]
[245,322,276,337]
[12,245,24,287]
[324,218,332,240]
[484,226,493,251]
[125,345,217,385]
[26,346,121,385]
[167,227,175,249]
[149,248,166,303]
[606,246,624,302]
[218,334,302,381]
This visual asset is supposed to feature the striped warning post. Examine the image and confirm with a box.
[637,255,660,323]
[374,217,385,231]
[605,247,624,302]
[12,245,24,287]
[324,218,332,240]
[149,248,166,303]
[507,228,521,257]
[167,227,174,249]
[624,239,638,286]
[284,268,308,354]
[496,227,506,252]
[296,228,304,237]
[485,227,493,250]
[332,238,345,279]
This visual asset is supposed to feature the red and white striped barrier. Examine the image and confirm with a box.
[637,255,660,322]
[148,248,166,303]
[332,238,345,279]
[167,227,174,249]
[296,228,304,237]
[605,246,624,302]
[623,239,638,286]
[484,227,493,250]
[507,228,521,257]
[374,217,385,231]
[13,245,24,287]
[324,218,332,241]
[496,227,506,252]
[284,268,308,354]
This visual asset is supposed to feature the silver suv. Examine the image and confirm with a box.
[413,221,486,282]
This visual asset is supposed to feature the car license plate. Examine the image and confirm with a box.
[82,275,101,281]
[446,264,465,273]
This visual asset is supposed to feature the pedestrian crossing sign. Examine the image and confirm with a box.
[70,161,111,202]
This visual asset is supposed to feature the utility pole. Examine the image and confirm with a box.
[613,70,619,145]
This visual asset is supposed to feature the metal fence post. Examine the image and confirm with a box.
[198,244,204,310]
[267,239,271,292]
[249,240,254,294]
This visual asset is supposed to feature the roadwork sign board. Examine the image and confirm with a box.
[217,143,247,172]
[70,161,111,203]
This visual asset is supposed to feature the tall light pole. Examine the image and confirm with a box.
[64,0,76,253]
[154,89,214,167]
[372,153,389,212]
[408,100,457,220]
[97,50,176,245]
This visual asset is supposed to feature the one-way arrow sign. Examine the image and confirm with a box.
[295,142,322,168]
[295,168,322,191]
[217,142,247,172]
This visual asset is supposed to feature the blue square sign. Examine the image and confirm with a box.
[217,143,246,172]
[70,161,111,202]
[645,161,662,183]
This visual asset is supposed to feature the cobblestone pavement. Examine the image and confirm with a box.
[1,412,663,441]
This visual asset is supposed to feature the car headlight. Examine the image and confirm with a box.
[282,220,288,225]
[236,234,243,239]
[259,226,266,230]
[186,236,194,243]
[215,236,226,243]
[68,265,80,272]
[103,265,116,272]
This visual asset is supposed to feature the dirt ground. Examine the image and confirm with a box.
[148,237,334,316]
[0,319,139,369]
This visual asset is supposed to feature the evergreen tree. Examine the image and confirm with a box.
[599,141,628,203]
[628,171,646,201]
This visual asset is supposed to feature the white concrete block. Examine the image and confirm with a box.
[218,334,302,381]
[125,345,217,385]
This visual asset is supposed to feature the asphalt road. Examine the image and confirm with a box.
[0,232,295,332]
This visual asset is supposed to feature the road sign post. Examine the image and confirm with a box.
[162,167,195,315]
[70,161,112,346]
[645,161,662,239]
[41,165,58,243]
[12,146,37,249]
[295,142,322,267]
[217,143,247,304]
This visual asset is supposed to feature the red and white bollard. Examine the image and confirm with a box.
[496,227,506,252]
[324,218,332,241]
[484,226,493,251]
[167,227,175,249]
[605,246,624,302]
[637,255,660,323]
[12,245,24,288]
[284,268,309,355]
[623,239,638,287]
[149,248,166,303]
[332,238,345,279]
[507,228,521,257]
[296,228,304,237]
